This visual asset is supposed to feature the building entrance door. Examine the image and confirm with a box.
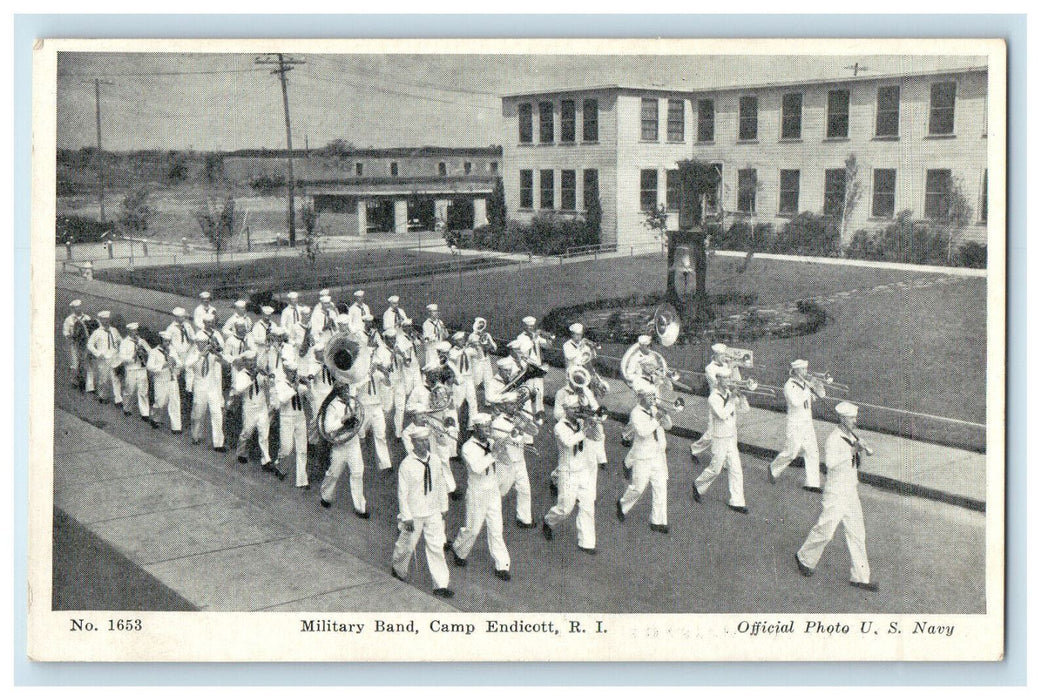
[366,200,395,233]
[447,197,475,230]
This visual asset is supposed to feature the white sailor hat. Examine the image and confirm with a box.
[126,322,139,331]
[638,334,652,346]
[234,299,247,310]
[353,290,365,298]
[337,313,352,326]
[287,291,299,301]
[451,331,466,342]
[403,423,431,441]
[172,307,186,318]
[97,310,111,320]
[319,288,331,296]
[472,412,493,427]
[298,304,312,315]
[426,303,439,312]
[711,343,728,354]
[522,316,537,326]
[496,356,518,371]
[319,295,332,304]
[69,299,82,308]
[791,359,809,370]
[835,401,858,418]
[158,329,173,340]
[388,295,400,303]
[435,340,452,353]
[199,291,211,300]
[255,307,271,318]
[569,322,584,334]
[362,312,374,322]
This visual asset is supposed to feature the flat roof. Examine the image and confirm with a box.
[501,65,988,99]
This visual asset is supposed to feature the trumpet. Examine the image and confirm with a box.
[419,413,458,442]
[656,396,686,413]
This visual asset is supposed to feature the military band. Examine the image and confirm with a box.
[64,292,878,599]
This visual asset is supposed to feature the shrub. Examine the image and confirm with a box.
[118,186,155,233]
[248,172,286,193]
[846,210,951,265]
[487,177,507,234]
[957,241,988,268]
[469,212,598,256]
[775,212,841,257]
[56,215,112,244]
[709,220,774,252]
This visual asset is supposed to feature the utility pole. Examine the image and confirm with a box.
[256,53,305,246]
[85,78,114,224]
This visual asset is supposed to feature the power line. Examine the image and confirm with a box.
[256,54,305,246]
[58,67,269,78]
[300,70,501,111]
[309,55,500,97]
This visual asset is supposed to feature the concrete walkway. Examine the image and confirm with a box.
[54,409,454,613]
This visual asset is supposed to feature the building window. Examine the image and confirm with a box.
[781,93,802,139]
[518,103,533,143]
[872,169,897,218]
[827,89,850,138]
[561,99,576,142]
[739,96,758,141]
[390,162,399,177]
[980,169,988,223]
[438,162,447,177]
[696,98,715,142]
[464,161,472,175]
[640,169,658,211]
[929,81,957,135]
[539,101,555,144]
[582,98,599,142]
[667,100,685,142]
[490,161,498,174]
[924,169,952,220]
[561,170,577,211]
[824,168,846,216]
[779,169,800,215]
[875,86,900,137]
[737,168,757,213]
[539,169,554,209]
[666,169,681,211]
[583,169,599,210]
[354,162,363,177]
[641,98,659,141]
[520,169,533,209]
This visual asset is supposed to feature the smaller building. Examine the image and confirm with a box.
[223,146,502,235]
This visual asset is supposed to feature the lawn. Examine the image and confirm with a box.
[98,248,512,300]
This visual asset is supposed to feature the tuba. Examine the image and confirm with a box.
[651,303,681,347]
[316,331,372,444]
[573,342,610,398]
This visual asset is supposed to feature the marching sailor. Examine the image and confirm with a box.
[230,349,273,472]
[543,395,599,552]
[356,332,394,474]
[622,334,661,392]
[146,329,184,433]
[165,307,196,393]
[769,359,827,491]
[561,322,587,368]
[490,412,535,530]
[346,290,373,335]
[691,366,748,514]
[250,306,278,352]
[391,424,454,599]
[61,299,90,389]
[517,316,550,422]
[382,295,409,332]
[450,413,512,581]
[421,303,449,367]
[310,295,340,340]
[691,343,740,459]
[193,291,217,330]
[616,380,672,533]
[448,331,479,429]
[386,326,420,439]
[186,329,227,451]
[222,299,251,337]
[311,288,332,320]
[467,318,498,397]
[273,358,312,487]
[795,402,879,592]
[280,291,304,331]
[86,310,121,405]
[319,384,370,517]
[118,322,152,422]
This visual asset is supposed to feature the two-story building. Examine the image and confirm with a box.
[501,66,989,249]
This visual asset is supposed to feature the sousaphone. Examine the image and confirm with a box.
[619,303,682,383]
[316,331,372,444]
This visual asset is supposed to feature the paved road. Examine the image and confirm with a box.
[53,355,985,614]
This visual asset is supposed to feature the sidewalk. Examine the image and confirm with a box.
[53,409,454,612]
[55,271,986,513]
[540,365,986,512]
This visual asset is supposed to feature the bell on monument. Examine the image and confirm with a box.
[672,243,697,298]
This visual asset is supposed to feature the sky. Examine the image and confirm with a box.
[56,52,986,152]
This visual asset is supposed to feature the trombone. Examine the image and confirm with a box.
[724,377,779,399]
[488,423,541,456]
[802,370,850,396]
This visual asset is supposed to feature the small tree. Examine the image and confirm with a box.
[204,153,224,185]
[644,203,669,244]
[197,196,240,269]
[839,153,864,252]
[487,176,507,233]
[299,200,321,269]
[118,186,154,234]
[940,175,973,263]
[165,150,188,183]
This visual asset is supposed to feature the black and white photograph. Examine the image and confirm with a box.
[28,37,1006,662]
